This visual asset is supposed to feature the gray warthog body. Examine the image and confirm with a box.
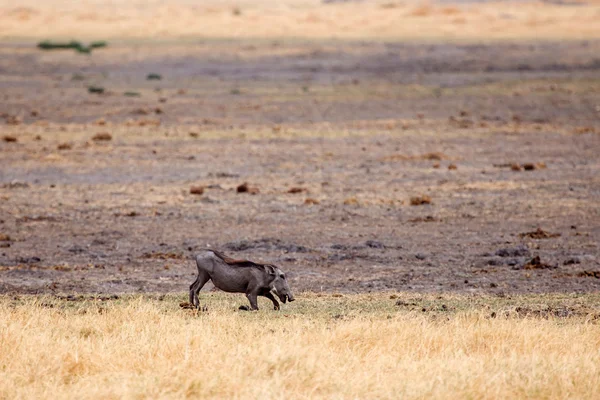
[189,249,295,310]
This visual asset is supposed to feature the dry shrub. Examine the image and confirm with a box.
[410,195,432,206]
[91,132,112,141]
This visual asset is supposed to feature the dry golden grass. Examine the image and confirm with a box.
[0,0,599,41]
[1,293,600,399]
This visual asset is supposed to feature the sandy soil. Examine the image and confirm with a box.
[1,15,600,296]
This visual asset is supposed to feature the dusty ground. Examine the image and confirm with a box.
[1,26,600,295]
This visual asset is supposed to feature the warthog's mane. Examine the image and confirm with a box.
[209,249,273,270]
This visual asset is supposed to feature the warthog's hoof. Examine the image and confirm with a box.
[239,305,250,311]
[274,305,280,311]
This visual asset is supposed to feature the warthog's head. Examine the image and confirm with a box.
[266,265,295,304]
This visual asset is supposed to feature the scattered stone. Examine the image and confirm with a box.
[88,86,105,94]
[365,240,385,249]
[495,245,530,257]
[410,195,432,206]
[415,253,426,260]
[522,256,555,270]
[564,257,581,265]
[190,186,204,195]
[2,135,17,143]
[91,132,112,141]
[519,228,560,239]
[17,256,41,264]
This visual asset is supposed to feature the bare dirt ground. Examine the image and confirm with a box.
[1,9,600,296]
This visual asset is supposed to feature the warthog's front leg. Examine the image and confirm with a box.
[260,290,280,310]
[189,272,210,308]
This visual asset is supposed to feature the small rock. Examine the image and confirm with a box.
[365,240,385,249]
[564,257,581,265]
[415,253,426,260]
[496,245,530,257]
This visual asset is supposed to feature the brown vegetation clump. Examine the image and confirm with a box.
[410,195,432,206]
[448,163,457,170]
[2,135,17,143]
[190,186,204,195]
[92,132,112,141]
[577,270,600,279]
[288,187,306,194]
[57,143,72,150]
[519,228,560,239]
[0,233,11,241]
[304,198,320,205]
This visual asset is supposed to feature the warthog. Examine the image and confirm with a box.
[189,249,295,311]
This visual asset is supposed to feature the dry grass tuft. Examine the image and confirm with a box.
[2,293,599,399]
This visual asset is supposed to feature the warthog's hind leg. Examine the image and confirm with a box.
[245,291,259,311]
[189,272,210,308]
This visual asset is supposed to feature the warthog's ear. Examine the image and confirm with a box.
[264,265,276,276]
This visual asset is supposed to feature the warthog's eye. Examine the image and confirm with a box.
[280,274,285,279]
